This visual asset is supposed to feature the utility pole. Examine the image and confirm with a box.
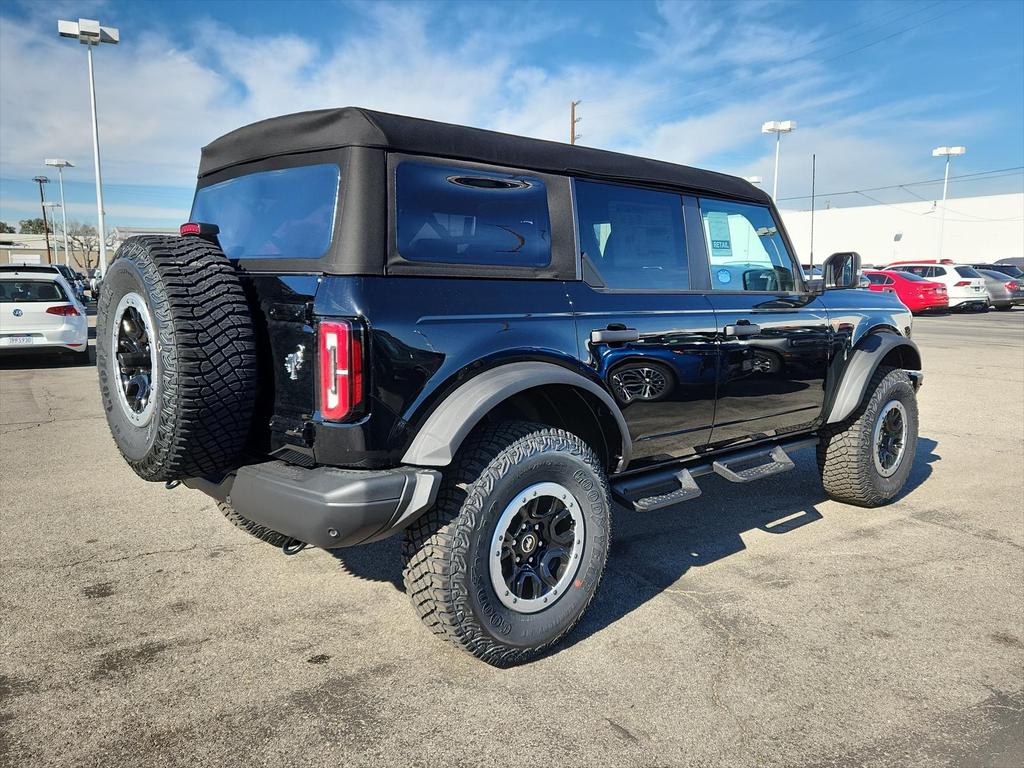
[33,175,53,263]
[570,100,582,145]
[809,154,816,271]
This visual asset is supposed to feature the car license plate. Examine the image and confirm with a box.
[2,335,33,346]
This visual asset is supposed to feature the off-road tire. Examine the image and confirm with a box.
[217,501,291,548]
[402,421,611,666]
[96,236,258,481]
[817,366,918,507]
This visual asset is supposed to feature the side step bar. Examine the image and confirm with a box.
[612,436,817,512]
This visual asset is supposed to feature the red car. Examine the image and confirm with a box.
[864,269,949,313]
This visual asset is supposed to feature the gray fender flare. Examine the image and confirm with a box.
[401,361,632,470]
[826,333,922,424]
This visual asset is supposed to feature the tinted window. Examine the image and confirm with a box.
[955,266,982,278]
[897,271,928,282]
[574,180,688,290]
[865,273,886,285]
[699,198,796,291]
[0,279,67,302]
[396,162,551,267]
[190,163,340,259]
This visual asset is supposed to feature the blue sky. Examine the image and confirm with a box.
[1,0,1022,230]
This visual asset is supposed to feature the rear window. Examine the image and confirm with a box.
[896,271,928,282]
[190,163,340,259]
[955,266,982,278]
[395,161,551,267]
[0,279,67,302]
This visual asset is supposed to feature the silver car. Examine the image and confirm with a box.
[977,269,1024,311]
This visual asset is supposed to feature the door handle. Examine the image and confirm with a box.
[724,322,761,338]
[590,328,640,344]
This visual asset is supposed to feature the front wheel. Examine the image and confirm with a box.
[402,421,611,666]
[817,367,919,507]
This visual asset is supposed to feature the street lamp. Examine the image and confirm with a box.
[58,18,119,277]
[43,202,64,265]
[931,145,966,259]
[761,120,797,200]
[32,175,53,262]
[45,159,74,267]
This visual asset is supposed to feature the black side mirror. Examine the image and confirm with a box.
[822,251,862,290]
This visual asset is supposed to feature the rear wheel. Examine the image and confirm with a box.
[402,421,611,666]
[817,367,918,507]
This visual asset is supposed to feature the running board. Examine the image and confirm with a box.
[712,445,794,483]
[611,436,816,512]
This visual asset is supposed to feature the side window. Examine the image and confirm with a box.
[931,266,947,278]
[904,266,926,277]
[574,180,688,290]
[883,276,895,285]
[865,273,885,285]
[395,161,551,267]
[699,198,797,291]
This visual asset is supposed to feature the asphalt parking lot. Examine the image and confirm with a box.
[2,309,1022,768]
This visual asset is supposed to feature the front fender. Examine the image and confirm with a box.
[826,333,922,424]
[401,361,632,469]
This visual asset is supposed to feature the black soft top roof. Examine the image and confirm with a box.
[199,107,769,204]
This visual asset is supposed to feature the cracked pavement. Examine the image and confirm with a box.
[1,310,1022,767]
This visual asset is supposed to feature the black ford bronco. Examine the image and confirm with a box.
[97,108,922,665]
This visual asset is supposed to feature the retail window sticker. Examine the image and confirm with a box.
[706,211,732,258]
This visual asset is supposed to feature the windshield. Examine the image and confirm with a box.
[190,163,340,260]
[0,279,68,302]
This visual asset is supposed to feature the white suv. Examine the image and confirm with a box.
[0,266,89,361]
[888,261,989,311]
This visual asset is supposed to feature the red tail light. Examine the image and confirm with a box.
[954,280,972,287]
[1007,281,1019,291]
[46,304,79,316]
[319,320,363,421]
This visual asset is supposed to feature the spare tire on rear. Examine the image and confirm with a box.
[96,235,258,481]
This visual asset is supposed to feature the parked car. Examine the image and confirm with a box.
[976,269,1024,311]
[0,266,89,361]
[887,260,988,311]
[96,107,923,665]
[52,264,89,303]
[863,269,948,314]
[970,262,1024,280]
[997,257,1024,269]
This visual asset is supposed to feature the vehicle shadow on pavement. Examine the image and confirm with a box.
[556,437,940,655]
[320,438,939,651]
[0,347,94,369]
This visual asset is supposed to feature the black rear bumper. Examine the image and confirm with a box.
[185,461,441,549]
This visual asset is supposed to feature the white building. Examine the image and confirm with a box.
[779,192,1023,267]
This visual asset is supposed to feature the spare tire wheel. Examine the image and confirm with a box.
[96,235,258,481]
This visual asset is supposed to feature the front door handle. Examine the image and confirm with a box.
[724,322,761,338]
[590,328,640,344]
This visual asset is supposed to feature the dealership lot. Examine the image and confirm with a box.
[1,311,1022,767]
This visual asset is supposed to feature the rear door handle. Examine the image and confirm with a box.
[590,328,640,344]
[724,322,761,337]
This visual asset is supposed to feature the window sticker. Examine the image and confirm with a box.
[717,268,732,285]
[706,211,733,258]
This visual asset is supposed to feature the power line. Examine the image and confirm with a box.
[776,166,1024,201]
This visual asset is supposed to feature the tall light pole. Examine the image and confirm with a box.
[43,202,64,265]
[45,159,74,266]
[570,100,582,145]
[58,18,119,277]
[32,175,53,263]
[932,145,966,259]
[761,120,797,200]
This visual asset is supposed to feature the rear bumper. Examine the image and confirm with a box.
[0,323,88,352]
[185,461,441,549]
